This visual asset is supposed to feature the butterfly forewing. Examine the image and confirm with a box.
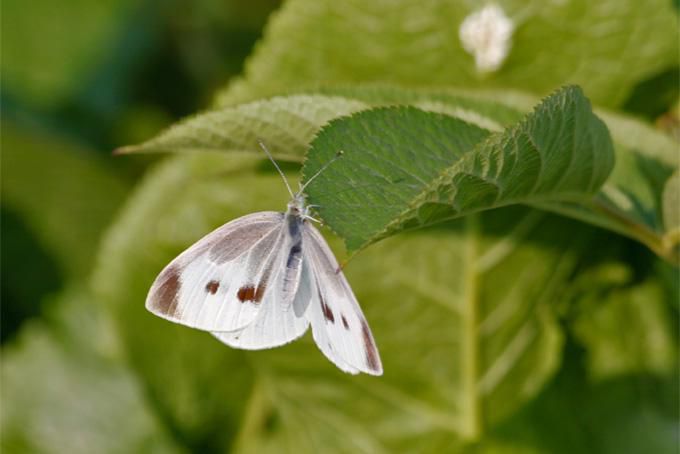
[303,224,383,376]
[213,218,311,349]
[146,211,285,332]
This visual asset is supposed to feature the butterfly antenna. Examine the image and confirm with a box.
[298,150,344,195]
[258,140,295,199]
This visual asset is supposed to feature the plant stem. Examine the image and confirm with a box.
[461,214,482,440]
[231,379,271,452]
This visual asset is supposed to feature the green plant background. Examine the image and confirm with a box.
[2,0,678,453]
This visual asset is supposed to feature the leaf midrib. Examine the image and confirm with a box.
[460,214,482,440]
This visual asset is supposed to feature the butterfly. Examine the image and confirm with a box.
[145,142,382,375]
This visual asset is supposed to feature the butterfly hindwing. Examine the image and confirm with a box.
[303,224,383,376]
[146,211,285,332]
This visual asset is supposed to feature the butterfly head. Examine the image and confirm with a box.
[287,192,306,214]
[257,140,342,224]
[286,193,311,220]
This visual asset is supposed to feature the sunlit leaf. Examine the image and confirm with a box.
[0,287,182,454]
[216,0,678,108]
[304,86,613,250]
[117,95,369,160]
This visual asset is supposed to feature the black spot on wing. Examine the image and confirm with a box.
[237,285,255,302]
[236,245,276,304]
[205,280,220,294]
[237,284,266,304]
[341,315,349,330]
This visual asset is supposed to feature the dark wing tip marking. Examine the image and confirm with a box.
[153,265,181,317]
[361,320,381,372]
[205,280,220,294]
[341,315,349,330]
[237,284,266,304]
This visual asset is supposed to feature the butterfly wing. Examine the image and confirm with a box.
[303,224,383,376]
[212,224,311,349]
[146,211,285,332]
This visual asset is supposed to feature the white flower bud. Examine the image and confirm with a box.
[459,4,515,74]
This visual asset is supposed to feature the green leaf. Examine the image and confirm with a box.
[1,0,136,107]
[94,152,601,449]
[571,277,678,380]
[1,206,63,342]
[116,95,369,160]
[317,84,679,261]
[472,88,680,262]
[217,0,677,108]
[314,85,527,130]
[1,123,129,277]
[304,86,613,251]
[488,354,679,454]
[0,287,182,454]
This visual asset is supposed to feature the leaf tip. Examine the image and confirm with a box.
[112,146,135,156]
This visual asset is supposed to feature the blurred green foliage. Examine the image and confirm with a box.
[1,0,678,453]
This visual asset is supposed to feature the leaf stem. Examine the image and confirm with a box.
[590,196,679,265]
[461,214,482,440]
[231,379,271,452]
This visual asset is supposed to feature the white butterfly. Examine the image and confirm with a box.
[145,143,382,375]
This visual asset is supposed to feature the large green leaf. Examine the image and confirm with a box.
[1,123,129,277]
[570,274,678,381]
[304,86,613,251]
[216,0,677,108]
[116,95,369,159]
[487,352,679,454]
[1,122,131,341]
[1,0,135,107]
[94,152,602,450]
[0,287,182,454]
